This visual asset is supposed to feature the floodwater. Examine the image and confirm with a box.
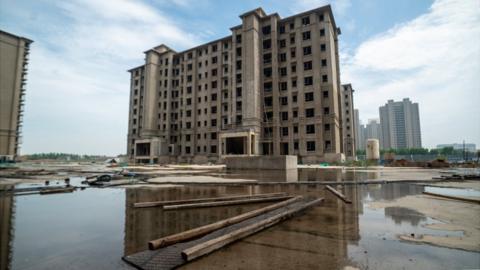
[425,186,480,198]
[0,169,479,270]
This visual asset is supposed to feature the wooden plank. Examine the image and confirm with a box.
[148,196,303,250]
[325,185,352,204]
[134,192,287,208]
[100,179,137,187]
[423,191,480,204]
[39,187,75,195]
[163,196,293,210]
[181,198,324,262]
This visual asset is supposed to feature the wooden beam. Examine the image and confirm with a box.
[39,187,75,195]
[163,195,293,210]
[423,191,480,204]
[148,196,303,250]
[181,198,324,262]
[325,185,352,204]
[134,192,287,208]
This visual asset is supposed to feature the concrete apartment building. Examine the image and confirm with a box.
[340,84,355,159]
[127,6,346,164]
[379,98,422,149]
[365,119,382,148]
[0,30,32,161]
[353,109,365,150]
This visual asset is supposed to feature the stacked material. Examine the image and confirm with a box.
[123,194,323,270]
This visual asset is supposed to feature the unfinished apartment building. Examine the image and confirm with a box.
[127,5,346,164]
[0,30,32,161]
[340,84,356,160]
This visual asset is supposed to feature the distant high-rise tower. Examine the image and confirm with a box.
[379,98,422,149]
[340,84,356,159]
[354,109,365,150]
[365,119,382,148]
[0,30,32,161]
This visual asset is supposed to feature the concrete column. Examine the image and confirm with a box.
[142,51,159,138]
[247,133,252,155]
[240,10,262,132]
[222,137,226,156]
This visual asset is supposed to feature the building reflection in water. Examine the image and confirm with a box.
[124,184,362,269]
[211,168,382,183]
[366,183,424,201]
[384,207,427,226]
[0,185,14,270]
[213,169,299,182]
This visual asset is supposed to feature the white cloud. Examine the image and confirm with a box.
[15,0,205,155]
[343,0,480,148]
[292,0,351,16]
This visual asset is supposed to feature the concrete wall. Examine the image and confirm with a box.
[225,155,297,170]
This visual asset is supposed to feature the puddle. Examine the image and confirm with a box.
[425,186,480,198]
[1,171,479,270]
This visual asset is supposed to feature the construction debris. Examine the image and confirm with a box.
[325,185,352,204]
[148,196,303,249]
[181,198,324,262]
[163,195,294,210]
[135,192,287,208]
[123,197,323,270]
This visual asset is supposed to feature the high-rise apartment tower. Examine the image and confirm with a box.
[127,6,345,164]
[379,98,422,149]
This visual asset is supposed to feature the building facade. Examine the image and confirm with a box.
[0,30,32,161]
[340,84,355,159]
[127,6,345,164]
[379,98,422,149]
[365,119,382,148]
[353,109,365,150]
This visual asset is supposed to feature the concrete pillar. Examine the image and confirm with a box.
[247,133,252,155]
[142,52,159,138]
[222,137,226,156]
[240,10,262,132]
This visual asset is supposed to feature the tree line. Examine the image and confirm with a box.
[23,153,109,161]
[356,147,477,156]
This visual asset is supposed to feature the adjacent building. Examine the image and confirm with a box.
[340,84,355,159]
[379,98,421,149]
[0,30,32,161]
[365,119,382,148]
[353,109,365,150]
[127,6,347,164]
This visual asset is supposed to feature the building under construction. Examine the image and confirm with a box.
[127,5,355,164]
[0,30,32,161]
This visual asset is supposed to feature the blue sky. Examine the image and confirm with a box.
[0,0,479,155]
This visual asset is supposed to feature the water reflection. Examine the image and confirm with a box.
[124,186,270,255]
[1,171,479,270]
[124,184,362,269]
[206,168,377,182]
[384,207,426,226]
[365,183,424,201]
[0,185,14,270]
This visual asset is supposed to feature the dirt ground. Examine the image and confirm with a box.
[368,193,480,252]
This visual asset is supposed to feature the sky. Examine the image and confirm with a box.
[0,0,479,155]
